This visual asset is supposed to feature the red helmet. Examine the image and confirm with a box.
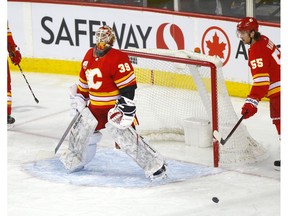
[237,17,259,32]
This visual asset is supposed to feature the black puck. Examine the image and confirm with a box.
[212,197,219,203]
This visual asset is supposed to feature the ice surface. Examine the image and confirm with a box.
[23,148,223,188]
[7,71,281,216]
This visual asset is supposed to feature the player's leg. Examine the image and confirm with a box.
[7,64,15,128]
[270,96,280,170]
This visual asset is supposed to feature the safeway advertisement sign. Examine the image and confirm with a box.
[8,2,280,82]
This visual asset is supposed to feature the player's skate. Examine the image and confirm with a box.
[7,115,15,129]
[274,160,280,171]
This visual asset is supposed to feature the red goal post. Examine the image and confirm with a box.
[122,48,268,167]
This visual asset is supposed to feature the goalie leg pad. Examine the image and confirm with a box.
[82,132,102,164]
[105,123,165,178]
[60,132,102,172]
[60,107,99,172]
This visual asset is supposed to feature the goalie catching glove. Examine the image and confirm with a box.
[108,96,136,129]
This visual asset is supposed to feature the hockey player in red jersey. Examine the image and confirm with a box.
[60,25,166,180]
[237,17,281,169]
[7,22,22,128]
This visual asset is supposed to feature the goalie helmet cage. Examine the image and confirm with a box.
[123,48,268,168]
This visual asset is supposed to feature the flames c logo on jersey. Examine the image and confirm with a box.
[156,23,185,50]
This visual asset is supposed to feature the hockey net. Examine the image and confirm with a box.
[123,48,268,167]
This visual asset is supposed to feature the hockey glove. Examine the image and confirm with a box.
[108,96,136,130]
[9,47,22,65]
[241,97,258,119]
[69,84,87,116]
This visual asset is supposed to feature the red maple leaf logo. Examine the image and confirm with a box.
[206,32,226,58]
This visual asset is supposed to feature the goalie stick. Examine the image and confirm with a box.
[36,109,94,160]
[54,110,80,154]
[213,111,247,145]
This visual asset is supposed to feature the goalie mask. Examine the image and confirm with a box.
[94,25,115,57]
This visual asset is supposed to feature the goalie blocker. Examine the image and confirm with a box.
[60,108,167,180]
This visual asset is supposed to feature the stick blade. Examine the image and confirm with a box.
[213,130,225,145]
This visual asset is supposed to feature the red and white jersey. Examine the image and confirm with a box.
[7,22,17,51]
[77,47,137,109]
[248,35,280,99]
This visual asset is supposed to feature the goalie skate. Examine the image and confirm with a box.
[106,123,167,179]
[150,164,167,181]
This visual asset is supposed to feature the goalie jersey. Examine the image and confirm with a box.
[77,47,137,109]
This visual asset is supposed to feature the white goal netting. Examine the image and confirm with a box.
[124,48,268,167]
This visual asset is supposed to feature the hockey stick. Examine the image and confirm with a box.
[213,111,247,145]
[17,65,39,103]
[54,110,80,154]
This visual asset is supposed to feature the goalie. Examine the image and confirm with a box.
[60,25,167,180]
